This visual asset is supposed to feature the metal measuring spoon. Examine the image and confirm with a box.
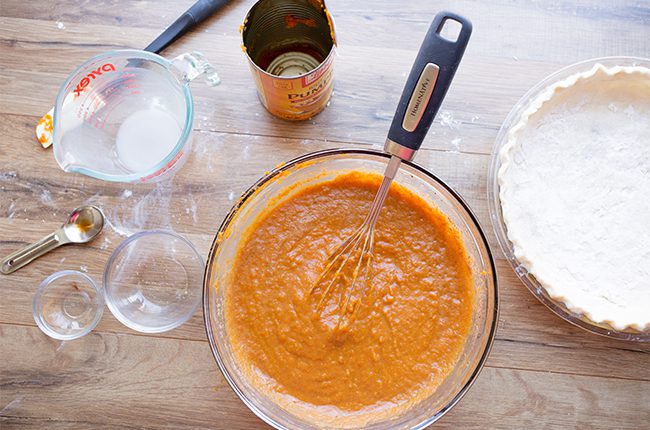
[1,205,104,275]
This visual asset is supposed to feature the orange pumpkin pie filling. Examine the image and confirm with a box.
[225,171,475,421]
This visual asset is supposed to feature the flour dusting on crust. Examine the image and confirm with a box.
[498,64,650,331]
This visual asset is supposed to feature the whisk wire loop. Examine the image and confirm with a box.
[310,156,402,323]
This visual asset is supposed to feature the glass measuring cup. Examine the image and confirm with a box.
[52,50,219,183]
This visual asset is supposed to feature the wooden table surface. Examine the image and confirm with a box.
[1,1,649,428]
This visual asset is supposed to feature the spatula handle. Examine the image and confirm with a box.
[144,0,230,54]
[385,12,472,160]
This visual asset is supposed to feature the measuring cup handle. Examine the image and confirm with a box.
[1,231,63,275]
[171,51,221,86]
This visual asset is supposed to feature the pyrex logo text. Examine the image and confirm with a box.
[73,63,116,96]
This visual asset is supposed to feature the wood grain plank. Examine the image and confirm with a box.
[442,365,650,430]
[1,0,648,59]
[1,324,648,429]
[0,323,264,430]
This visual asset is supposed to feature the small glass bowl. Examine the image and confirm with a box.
[33,270,104,340]
[488,56,650,342]
[104,230,204,333]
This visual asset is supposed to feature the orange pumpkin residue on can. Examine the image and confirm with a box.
[285,14,317,28]
[242,0,336,121]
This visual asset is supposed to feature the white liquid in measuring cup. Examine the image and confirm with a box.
[115,109,182,173]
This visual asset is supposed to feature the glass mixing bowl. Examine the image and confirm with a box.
[203,148,498,429]
[488,57,650,342]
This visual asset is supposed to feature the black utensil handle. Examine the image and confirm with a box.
[144,0,229,54]
[386,12,472,156]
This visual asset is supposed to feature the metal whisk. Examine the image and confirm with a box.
[311,156,401,319]
[310,12,472,325]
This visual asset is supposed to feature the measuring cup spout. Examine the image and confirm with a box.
[171,51,221,87]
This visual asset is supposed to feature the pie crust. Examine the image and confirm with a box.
[498,63,650,332]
